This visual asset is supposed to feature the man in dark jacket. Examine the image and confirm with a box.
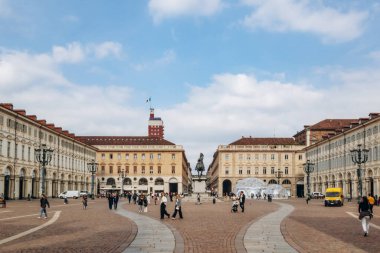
[239,191,246,213]
[39,194,50,219]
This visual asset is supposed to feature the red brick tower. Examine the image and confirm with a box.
[148,108,164,139]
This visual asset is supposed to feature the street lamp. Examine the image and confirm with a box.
[303,160,315,199]
[119,169,126,196]
[87,160,98,200]
[350,144,369,200]
[276,168,283,185]
[35,144,53,196]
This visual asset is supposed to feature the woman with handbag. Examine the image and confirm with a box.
[358,196,372,237]
[171,194,183,220]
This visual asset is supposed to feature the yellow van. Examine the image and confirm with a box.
[324,188,344,207]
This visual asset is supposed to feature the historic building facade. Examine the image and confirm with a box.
[0,103,97,199]
[78,109,191,195]
[304,113,380,199]
[207,137,306,198]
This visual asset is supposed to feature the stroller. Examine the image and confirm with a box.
[231,199,239,213]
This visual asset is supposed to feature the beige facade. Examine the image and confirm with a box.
[305,113,380,199]
[207,137,306,198]
[0,104,97,199]
[79,136,191,195]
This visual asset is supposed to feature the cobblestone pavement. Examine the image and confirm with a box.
[281,199,380,253]
[123,198,279,253]
[0,198,137,253]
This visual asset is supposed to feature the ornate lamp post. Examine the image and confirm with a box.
[350,144,369,200]
[276,168,283,185]
[35,144,53,196]
[303,160,315,199]
[87,160,98,200]
[119,169,126,196]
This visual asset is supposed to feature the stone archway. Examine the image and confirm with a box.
[19,168,26,199]
[4,167,11,200]
[222,179,232,196]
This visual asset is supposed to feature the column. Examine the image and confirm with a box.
[14,176,20,199]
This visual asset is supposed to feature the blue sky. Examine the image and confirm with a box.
[1,0,380,166]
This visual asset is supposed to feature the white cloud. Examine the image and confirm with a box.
[241,0,368,43]
[132,49,176,71]
[52,42,85,63]
[91,41,123,59]
[148,0,224,23]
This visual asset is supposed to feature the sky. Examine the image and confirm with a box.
[1,0,380,169]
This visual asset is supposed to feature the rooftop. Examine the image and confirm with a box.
[229,137,298,146]
[78,136,175,146]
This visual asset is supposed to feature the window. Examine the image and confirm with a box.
[271,154,275,160]
[285,167,289,175]
[109,154,113,159]
[150,166,153,174]
[142,166,145,174]
[255,167,259,175]
[172,154,175,160]
[28,147,31,161]
[225,169,229,175]
[126,154,129,160]
[142,153,146,160]
[263,167,267,174]
[158,166,161,174]
[133,153,137,160]
[263,154,267,160]
[150,153,154,160]
[22,145,25,160]
[7,142,11,157]
[0,139,2,156]
[255,154,259,160]
[225,154,230,160]
[271,167,275,174]
[247,168,251,175]
[101,166,105,175]
[172,166,175,174]
[117,166,121,174]
[238,169,243,175]
[118,153,121,160]
[109,166,113,174]
[247,154,251,160]
[126,166,129,174]
[158,153,161,160]
[239,154,243,160]
[285,154,289,160]
[298,155,302,160]
[133,166,137,174]
[15,144,18,159]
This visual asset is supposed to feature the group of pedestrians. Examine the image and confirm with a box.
[107,193,119,210]
[160,192,183,220]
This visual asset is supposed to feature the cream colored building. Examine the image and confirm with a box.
[0,103,97,199]
[207,137,306,198]
[305,113,380,199]
[79,136,191,195]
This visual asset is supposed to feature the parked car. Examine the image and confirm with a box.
[59,190,80,199]
[79,191,89,197]
[312,192,325,199]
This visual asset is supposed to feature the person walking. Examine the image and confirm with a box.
[171,194,183,219]
[107,193,114,210]
[239,191,246,213]
[127,192,132,204]
[197,193,201,205]
[160,192,170,219]
[138,194,144,213]
[82,194,88,210]
[39,194,50,219]
[358,196,373,237]
[368,194,375,213]
[113,193,119,210]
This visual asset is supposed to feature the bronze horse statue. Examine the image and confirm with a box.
[195,153,205,178]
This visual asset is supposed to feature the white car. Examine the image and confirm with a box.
[79,191,88,197]
[59,190,80,199]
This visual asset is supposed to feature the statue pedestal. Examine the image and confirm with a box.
[192,175,207,194]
